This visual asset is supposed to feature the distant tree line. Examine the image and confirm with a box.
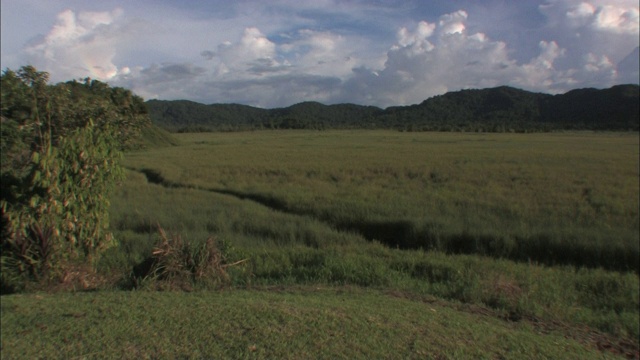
[146,85,639,132]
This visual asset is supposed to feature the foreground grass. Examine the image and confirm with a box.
[1,287,632,359]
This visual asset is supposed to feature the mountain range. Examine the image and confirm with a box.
[146,84,639,132]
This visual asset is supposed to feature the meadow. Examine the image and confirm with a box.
[116,130,639,271]
[3,130,639,358]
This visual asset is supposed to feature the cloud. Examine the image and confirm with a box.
[337,3,638,107]
[438,10,467,35]
[200,26,364,79]
[189,26,364,106]
[210,74,342,108]
[397,21,435,48]
[536,0,639,87]
[238,27,277,59]
[141,63,207,80]
[23,8,128,82]
[205,27,279,77]
[280,29,367,77]
[340,12,573,106]
[200,50,216,60]
[564,1,639,34]
[542,0,639,31]
[11,2,637,108]
[114,62,208,102]
[246,58,292,75]
[118,3,637,107]
[539,1,639,63]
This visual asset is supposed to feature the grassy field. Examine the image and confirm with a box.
[118,130,639,271]
[2,130,639,358]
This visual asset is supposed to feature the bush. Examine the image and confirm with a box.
[130,227,247,290]
[0,66,150,292]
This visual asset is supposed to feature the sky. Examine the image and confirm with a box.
[1,0,638,108]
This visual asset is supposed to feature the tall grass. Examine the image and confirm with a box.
[103,131,640,339]
[121,131,639,271]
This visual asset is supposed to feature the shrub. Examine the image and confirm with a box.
[130,226,247,290]
[1,122,123,289]
[1,66,149,292]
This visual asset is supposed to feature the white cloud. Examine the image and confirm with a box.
[337,3,638,107]
[592,4,639,34]
[23,8,128,82]
[566,2,596,22]
[341,12,575,106]
[550,0,639,35]
[7,2,637,108]
[397,21,435,48]
[239,27,276,60]
[438,10,467,35]
[531,41,564,71]
[187,26,368,106]
[537,0,639,86]
[539,1,639,58]
[514,41,575,89]
[206,27,279,77]
[281,29,365,77]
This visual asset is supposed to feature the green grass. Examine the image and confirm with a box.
[121,130,640,271]
[3,130,638,358]
[98,131,640,339]
[0,288,631,359]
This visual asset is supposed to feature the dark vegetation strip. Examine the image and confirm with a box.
[134,167,639,273]
[146,84,640,132]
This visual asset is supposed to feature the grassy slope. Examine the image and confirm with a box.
[138,125,181,148]
[0,288,630,359]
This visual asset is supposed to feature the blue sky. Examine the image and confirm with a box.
[1,0,638,108]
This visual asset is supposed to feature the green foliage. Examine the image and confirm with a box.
[146,100,268,132]
[1,66,150,290]
[2,121,124,288]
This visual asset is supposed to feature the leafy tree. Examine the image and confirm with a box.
[1,66,150,291]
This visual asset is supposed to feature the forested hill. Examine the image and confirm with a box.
[146,84,639,132]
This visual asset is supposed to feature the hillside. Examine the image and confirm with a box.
[146,85,639,132]
[138,125,181,147]
[145,100,268,132]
